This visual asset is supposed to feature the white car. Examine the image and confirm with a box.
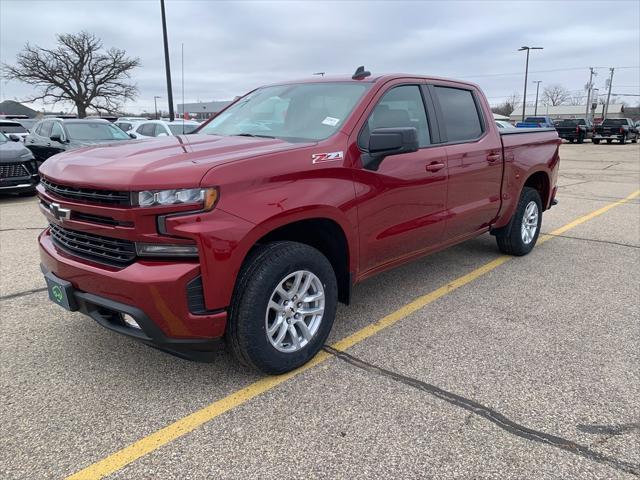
[130,120,200,139]
[0,120,30,142]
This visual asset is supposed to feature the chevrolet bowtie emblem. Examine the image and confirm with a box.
[49,202,71,222]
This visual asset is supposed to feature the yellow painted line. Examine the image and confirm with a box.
[66,189,640,480]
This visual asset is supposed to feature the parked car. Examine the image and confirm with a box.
[495,120,515,129]
[37,70,560,374]
[114,117,148,133]
[0,131,39,194]
[516,116,556,128]
[16,118,38,133]
[25,118,131,162]
[0,120,29,142]
[554,118,593,143]
[593,118,639,144]
[130,119,200,138]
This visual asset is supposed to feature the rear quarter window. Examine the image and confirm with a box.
[434,86,484,142]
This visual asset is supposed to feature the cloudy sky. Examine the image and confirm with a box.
[1,0,638,113]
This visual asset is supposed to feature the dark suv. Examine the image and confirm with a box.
[25,118,131,162]
[0,132,39,194]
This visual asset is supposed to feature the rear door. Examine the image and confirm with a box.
[430,84,503,240]
[28,121,53,162]
[353,81,449,273]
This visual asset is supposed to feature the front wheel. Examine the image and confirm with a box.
[495,187,542,256]
[227,241,337,374]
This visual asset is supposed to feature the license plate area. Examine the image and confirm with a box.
[44,271,78,311]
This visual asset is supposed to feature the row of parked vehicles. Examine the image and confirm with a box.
[506,116,639,144]
[0,116,201,194]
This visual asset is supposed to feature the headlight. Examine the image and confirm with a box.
[136,187,218,209]
[135,243,199,257]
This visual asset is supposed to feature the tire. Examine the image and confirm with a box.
[577,134,584,144]
[606,139,613,144]
[495,187,542,256]
[620,135,626,145]
[227,241,338,374]
[592,139,600,144]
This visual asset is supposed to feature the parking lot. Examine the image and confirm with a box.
[1,142,639,479]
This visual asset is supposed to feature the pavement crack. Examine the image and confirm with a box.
[0,287,47,302]
[0,227,45,232]
[541,233,640,249]
[323,345,640,477]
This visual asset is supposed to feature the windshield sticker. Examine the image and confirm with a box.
[321,116,340,127]
[312,151,344,164]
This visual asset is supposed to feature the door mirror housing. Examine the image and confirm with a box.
[49,134,65,143]
[128,132,137,139]
[8,134,21,142]
[362,127,419,171]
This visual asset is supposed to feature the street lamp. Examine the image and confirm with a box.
[518,46,543,122]
[312,72,325,77]
[153,96,161,120]
[532,81,542,116]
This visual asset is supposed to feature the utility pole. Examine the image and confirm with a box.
[603,68,614,120]
[584,67,596,121]
[532,81,542,116]
[160,0,175,121]
[153,96,161,120]
[518,46,543,122]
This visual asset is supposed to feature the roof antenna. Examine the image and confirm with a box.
[352,65,371,80]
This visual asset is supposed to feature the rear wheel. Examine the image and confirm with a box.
[227,241,337,374]
[495,187,542,256]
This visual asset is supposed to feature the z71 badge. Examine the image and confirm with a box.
[311,151,344,164]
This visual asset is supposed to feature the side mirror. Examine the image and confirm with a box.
[8,134,21,142]
[128,133,137,139]
[50,134,64,143]
[362,127,419,171]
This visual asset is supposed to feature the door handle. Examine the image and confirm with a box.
[425,161,445,172]
[486,153,501,163]
[46,142,51,147]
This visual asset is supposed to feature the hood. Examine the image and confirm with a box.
[0,140,33,163]
[39,134,312,190]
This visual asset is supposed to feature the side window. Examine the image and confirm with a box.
[434,86,484,142]
[51,122,65,140]
[40,121,53,138]
[360,85,430,148]
[139,123,155,136]
[153,124,166,136]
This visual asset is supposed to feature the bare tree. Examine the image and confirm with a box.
[492,93,521,117]
[541,84,571,106]
[3,32,139,117]
[568,94,585,106]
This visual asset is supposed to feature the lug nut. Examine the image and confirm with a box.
[297,303,302,307]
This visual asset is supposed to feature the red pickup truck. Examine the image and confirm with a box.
[38,70,560,373]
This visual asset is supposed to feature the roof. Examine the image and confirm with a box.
[510,104,626,118]
[0,100,37,117]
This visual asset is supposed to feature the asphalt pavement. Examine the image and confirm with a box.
[1,142,638,479]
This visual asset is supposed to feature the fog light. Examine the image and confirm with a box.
[135,243,199,257]
[122,314,141,330]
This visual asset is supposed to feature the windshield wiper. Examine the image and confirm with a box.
[233,133,276,139]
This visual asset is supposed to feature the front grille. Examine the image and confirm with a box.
[49,223,136,266]
[0,163,29,179]
[41,178,131,206]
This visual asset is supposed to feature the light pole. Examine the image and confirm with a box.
[518,46,543,122]
[153,96,161,120]
[584,67,597,121]
[532,81,542,116]
[312,72,325,77]
[160,0,175,121]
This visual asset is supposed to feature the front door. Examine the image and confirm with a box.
[353,83,449,274]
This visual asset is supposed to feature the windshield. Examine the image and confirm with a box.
[0,124,27,133]
[557,119,585,127]
[65,122,130,141]
[200,82,370,142]
[602,119,627,126]
[168,124,199,135]
[0,132,7,143]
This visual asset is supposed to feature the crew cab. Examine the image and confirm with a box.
[593,118,638,144]
[37,70,560,374]
[516,116,555,128]
[554,118,593,143]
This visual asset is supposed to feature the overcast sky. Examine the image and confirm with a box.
[1,0,638,113]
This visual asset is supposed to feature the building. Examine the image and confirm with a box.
[509,104,626,122]
[177,100,233,120]
[0,100,37,117]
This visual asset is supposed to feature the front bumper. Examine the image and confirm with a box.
[0,172,39,193]
[39,230,227,358]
